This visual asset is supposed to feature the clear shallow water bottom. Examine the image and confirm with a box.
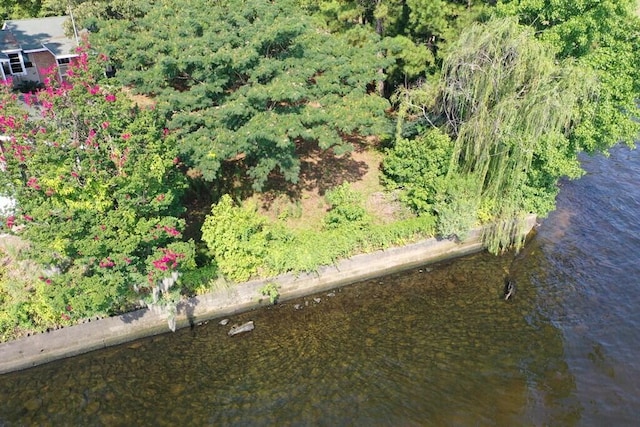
[1,146,639,426]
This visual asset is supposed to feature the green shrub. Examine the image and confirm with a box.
[382,128,453,215]
[180,264,219,295]
[201,195,270,282]
[259,282,279,305]
[322,182,370,230]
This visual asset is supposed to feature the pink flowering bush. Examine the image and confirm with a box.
[0,42,194,320]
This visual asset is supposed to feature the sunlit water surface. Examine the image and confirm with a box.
[1,145,639,426]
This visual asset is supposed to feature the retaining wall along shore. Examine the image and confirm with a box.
[0,215,537,374]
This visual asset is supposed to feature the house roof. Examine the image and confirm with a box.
[1,16,79,57]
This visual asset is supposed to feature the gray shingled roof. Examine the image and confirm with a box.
[1,16,78,57]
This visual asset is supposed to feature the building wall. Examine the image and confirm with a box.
[29,51,58,83]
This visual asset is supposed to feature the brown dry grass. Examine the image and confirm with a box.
[122,87,156,108]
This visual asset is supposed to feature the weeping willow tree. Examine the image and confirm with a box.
[395,17,596,253]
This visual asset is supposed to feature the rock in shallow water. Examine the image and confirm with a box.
[228,321,255,336]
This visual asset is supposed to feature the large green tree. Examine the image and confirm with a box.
[391,18,597,251]
[497,0,640,151]
[89,0,391,190]
[299,0,494,92]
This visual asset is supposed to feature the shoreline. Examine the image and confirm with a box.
[0,214,537,375]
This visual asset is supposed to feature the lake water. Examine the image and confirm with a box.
[0,145,639,426]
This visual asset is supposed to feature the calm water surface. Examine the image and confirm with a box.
[0,145,639,426]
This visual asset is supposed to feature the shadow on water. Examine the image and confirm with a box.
[0,250,577,426]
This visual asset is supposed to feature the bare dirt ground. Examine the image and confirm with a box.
[248,139,406,230]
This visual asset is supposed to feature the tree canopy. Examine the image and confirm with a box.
[497,0,640,151]
[389,17,601,251]
[88,0,392,190]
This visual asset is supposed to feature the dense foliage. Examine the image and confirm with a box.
[385,7,640,252]
[497,0,640,152]
[0,47,194,325]
[88,0,391,190]
[201,193,435,282]
[0,0,638,338]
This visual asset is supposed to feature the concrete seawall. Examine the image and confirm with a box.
[0,215,537,374]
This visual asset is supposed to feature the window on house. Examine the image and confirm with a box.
[57,57,71,79]
[23,53,33,68]
[8,53,25,75]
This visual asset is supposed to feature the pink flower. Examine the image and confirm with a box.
[99,257,115,268]
[23,214,33,222]
[5,216,15,229]
[121,133,131,140]
[152,249,184,272]
[27,177,41,190]
[40,100,53,111]
[89,85,100,95]
[101,121,110,129]
[0,115,17,130]
[105,93,116,102]
[163,225,181,237]
[152,259,168,271]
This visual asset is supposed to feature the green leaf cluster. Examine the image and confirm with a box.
[201,195,271,282]
[382,128,453,215]
[201,191,436,282]
[89,0,392,190]
[322,182,370,230]
[496,0,640,150]
[0,49,194,320]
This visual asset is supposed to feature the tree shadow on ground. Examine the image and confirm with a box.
[181,139,374,239]
[259,139,370,212]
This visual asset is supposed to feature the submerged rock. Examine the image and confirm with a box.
[228,321,254,336]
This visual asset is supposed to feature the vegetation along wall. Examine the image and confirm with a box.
[0,0,638,343]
